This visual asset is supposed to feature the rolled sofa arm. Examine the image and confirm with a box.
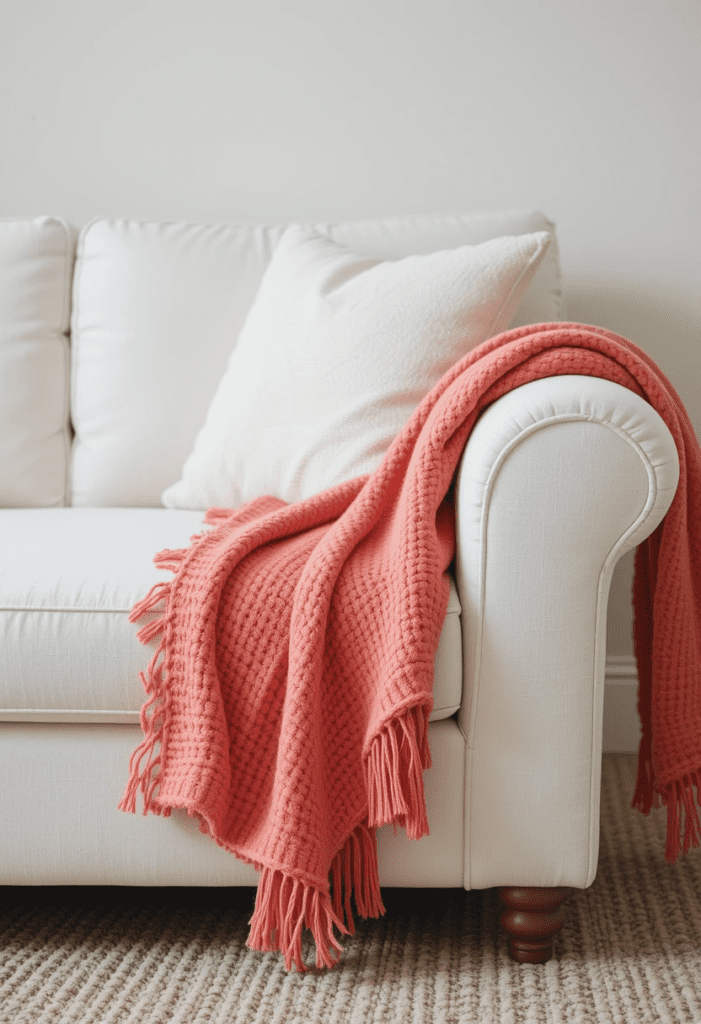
[454,374,679,891]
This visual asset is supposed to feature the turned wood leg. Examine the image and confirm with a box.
[497,886,573,964]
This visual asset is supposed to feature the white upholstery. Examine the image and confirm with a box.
[0,718,464,887]
[456,375,679,889]
[0,508,461,723]
[0,217,75,507]
[70,210,561,507]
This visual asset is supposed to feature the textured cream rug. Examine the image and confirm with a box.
[1,754,701,1024]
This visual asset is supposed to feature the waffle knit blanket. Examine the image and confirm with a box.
[120,323,701,970]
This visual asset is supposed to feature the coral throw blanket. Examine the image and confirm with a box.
[120,323,701,970]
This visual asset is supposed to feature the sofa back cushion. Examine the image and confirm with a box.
[0,218,75,507]
[70,211,561,507]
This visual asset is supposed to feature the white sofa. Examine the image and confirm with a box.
[0,210,679,963]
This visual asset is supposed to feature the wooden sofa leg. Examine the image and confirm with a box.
[496,886,573,964]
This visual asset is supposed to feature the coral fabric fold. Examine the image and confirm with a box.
[120,323,701,970]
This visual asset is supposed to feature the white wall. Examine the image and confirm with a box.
[2,0,699,747]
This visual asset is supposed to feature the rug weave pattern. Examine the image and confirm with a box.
[1,755,700,1024]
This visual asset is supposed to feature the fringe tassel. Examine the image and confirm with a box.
[633,729,701,861]
[329,821,385,933]
[153,546,188,573]
[134,616,165,645]
[365,703,432,839]
[631,709,701,861]
[128,581,167,621]
[632,731,655,815]
[117,628,171,816]
[247,820,384,971]
[659,770,701,862]
[119,548,183,816]
[247,868,347,972]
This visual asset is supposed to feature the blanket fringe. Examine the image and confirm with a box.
[117,635,170,815]
[365,703,432,839]
[330,819,385,931]
[632,732,701,861]
[118,547,185,816]
[632,732,657,815]
[658,771,701,862]
[247,821,384,971]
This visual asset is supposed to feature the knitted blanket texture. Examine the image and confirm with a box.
[120,323,701,971]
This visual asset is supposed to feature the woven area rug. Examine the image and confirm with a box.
[1,754,701,1024]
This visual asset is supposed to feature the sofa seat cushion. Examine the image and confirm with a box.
[0,509,461,723]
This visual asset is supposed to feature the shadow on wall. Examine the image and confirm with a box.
[564,275,701,659]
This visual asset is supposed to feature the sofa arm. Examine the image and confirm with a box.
[454,374,679,890]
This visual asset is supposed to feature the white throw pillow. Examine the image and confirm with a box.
[162,226,551,511]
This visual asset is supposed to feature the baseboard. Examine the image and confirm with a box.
[603,655,641,753]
